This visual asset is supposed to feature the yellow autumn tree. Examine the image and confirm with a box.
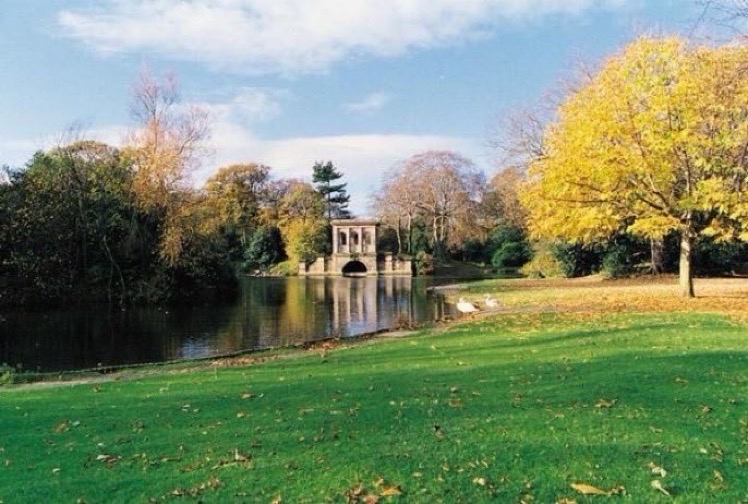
[277,180,326,264]
[524,36,748,297]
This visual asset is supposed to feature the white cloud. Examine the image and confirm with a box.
[201,121,484,215]
[58,0,631,74]
[195,87,284,124]
[344,92,391,114]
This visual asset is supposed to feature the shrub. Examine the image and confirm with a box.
[460,238,486,263]
[376,227,400,255]
[244,226,286,273]
[601,234,645,278]
[484,226,532,268]
[552,242,602,278]
[492,241,531,270]
[520,242,565,278]
[414,251,435,276]
[0,364,15,387]
[694,239,748,275]
[270,260,299,276]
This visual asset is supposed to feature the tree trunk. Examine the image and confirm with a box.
[406,214,413,255]
[432,215,439,249]
[395,216,402,255]
[679,231,695,298]
[650,238,664,275]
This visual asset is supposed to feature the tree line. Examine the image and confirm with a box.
[3,33,748,306]
[0,71,351,307]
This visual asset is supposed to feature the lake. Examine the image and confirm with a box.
[0,276,455,373]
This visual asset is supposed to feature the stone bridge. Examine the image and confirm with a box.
[299,218,412,277]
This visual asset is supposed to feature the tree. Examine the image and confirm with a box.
[524,36,748,297]
[701,0,748,28]
[312,161,351,221]
[278,180,326,263]
[371,151,484,258]
[370,166,421,254]
[487,105,549,173]
[481,167,528,231]
[125,68,211,266]
[0,143,135,305]
[409,151,484,258]
[203,163,271,249]
[243,226,286,273]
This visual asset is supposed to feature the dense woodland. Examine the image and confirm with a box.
[2,36,748,308]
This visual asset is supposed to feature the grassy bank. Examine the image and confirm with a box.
[1,278,746,502]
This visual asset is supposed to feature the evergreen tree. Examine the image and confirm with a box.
[312,161,351,221]
[243,226,286,273]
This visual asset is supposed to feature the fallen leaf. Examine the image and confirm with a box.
[233,449,250,462]
[651,479,671,497]
[473,477,487,486]
[648,462,667,477]
[345,483,365,500]
[95,454,120,466]
[713,470,723,482]
[570,483,608,496]
[53,421,69,433]
[380,485,401,496]
[594,399,617,409]
[608,485,627,496]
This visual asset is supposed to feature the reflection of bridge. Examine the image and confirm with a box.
[299,218,412,276]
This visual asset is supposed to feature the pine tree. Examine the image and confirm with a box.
[312,161,351,221]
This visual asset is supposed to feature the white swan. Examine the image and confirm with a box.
[456,297,480,314]
[483,294,499,309]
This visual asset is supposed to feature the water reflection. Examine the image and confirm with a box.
[0,276,452,372]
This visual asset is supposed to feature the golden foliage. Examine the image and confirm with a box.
[524,36,748,244]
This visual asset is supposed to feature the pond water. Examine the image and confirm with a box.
[0,276,456,373]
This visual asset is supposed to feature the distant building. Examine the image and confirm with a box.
[299,218,412,276]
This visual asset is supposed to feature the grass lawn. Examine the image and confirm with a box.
[1,277,746,502]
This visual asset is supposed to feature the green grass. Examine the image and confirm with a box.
[1,309,747,501]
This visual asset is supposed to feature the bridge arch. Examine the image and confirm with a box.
[342,260,368,276]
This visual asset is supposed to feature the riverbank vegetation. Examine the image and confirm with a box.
[1,277,746,502]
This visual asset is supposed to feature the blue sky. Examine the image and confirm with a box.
[0,1,707,213]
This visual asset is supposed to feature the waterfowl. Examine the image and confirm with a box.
[483,294,499,309]
[456,297,480,314]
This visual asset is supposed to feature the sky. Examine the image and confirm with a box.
[0,1,712,214]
